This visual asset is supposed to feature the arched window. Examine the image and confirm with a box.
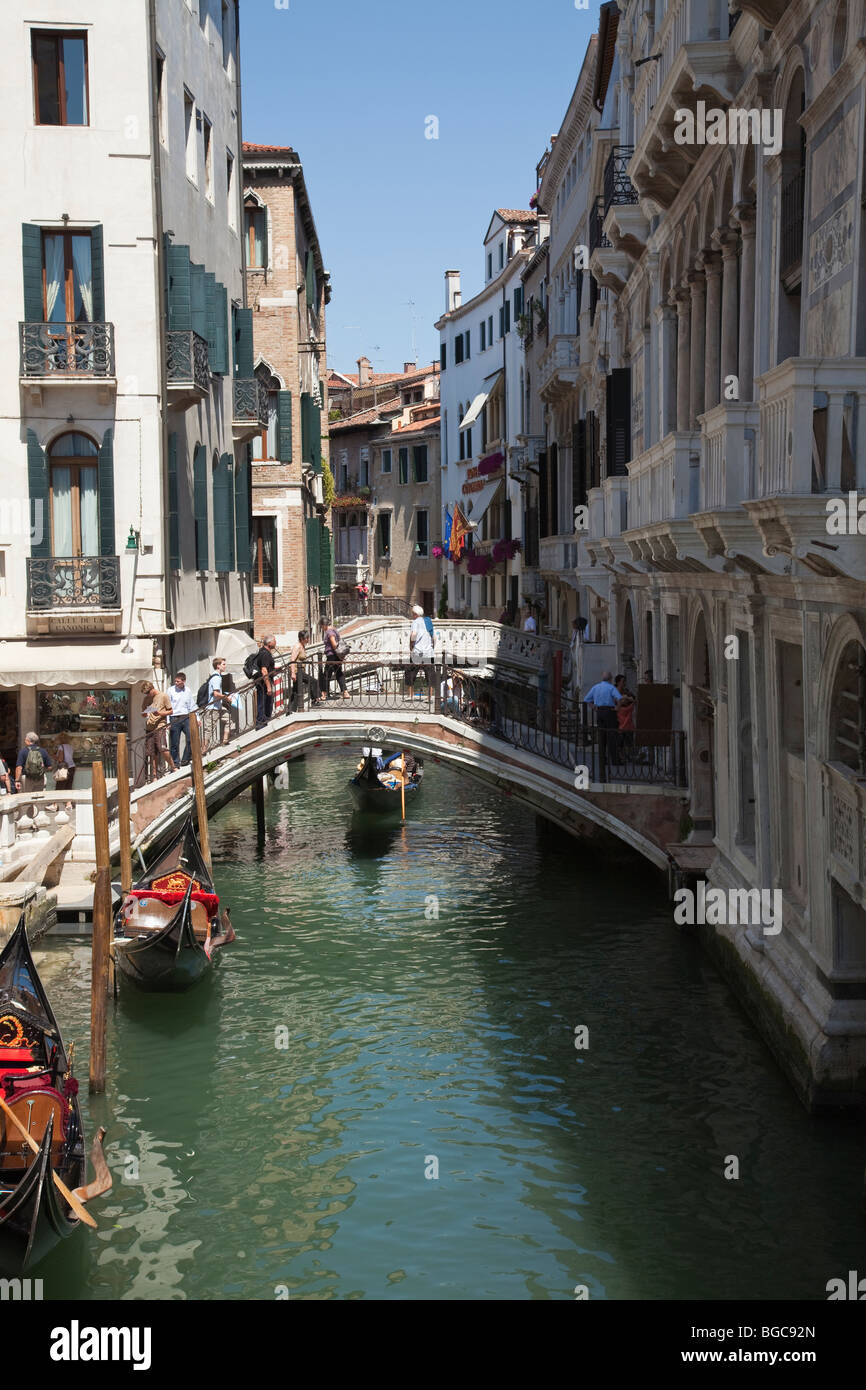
[48,432,99,556]
[830,640,866,773]
[244,194,267,269]
[251,363,281,461]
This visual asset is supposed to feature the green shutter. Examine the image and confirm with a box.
[22,225,44,322]
[27,430,50,558]
[413,445,428,482]
[213,453,234,572]
[97,429,116,557]
[319,522,333,594]
[465,328,470,359]
[310,399,321,472]
[204,271,217,362]
[190,263,207,340]
[166,244,191,331]
[193,443,209,570]
[399,447,408,484]
[90,226,105,322]
[305,251,316,312]
[300,392,311,463]
[234,307,253,377]
[305,515,320,588]
[277,390,293,462]
[214,284,228,374]
[167,432,180,570]
[234,453,251,572]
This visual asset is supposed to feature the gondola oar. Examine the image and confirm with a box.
[0,1095,97,1229]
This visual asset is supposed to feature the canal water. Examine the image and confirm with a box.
[41,751,865,1300]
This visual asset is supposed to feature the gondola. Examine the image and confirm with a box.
[113,815,235,992]
[348,745,423,814]
[0,916,111,1271]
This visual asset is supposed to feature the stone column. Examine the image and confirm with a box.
[688,268,706,425]
[657,302,678,439]
[718,229,740,398]
[701,249,723,412]
[674,288,691,433]
[732,202,756,400]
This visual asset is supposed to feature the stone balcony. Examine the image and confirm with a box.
[624,432,708,570]
[19,321,116,407]
[538,336,580,404]
[823,761,866,954]
[539,534,579,576]
[691,402,770,571]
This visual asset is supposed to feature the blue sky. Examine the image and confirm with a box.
[240,0,597,376]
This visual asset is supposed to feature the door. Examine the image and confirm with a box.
[42,230,94,369]
[48,432,99,603]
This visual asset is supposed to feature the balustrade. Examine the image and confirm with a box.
[20,321,114,378]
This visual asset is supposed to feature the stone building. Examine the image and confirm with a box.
[327,359,438,421]
[368,402,443,615]
[527,0,866,1104]
[0,0,253,782]
[242,142,332,643]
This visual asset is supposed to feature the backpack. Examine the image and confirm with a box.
[423,616,435,642]
[196,679,211,708]
[243,652,259,681]
[24,747,45,778]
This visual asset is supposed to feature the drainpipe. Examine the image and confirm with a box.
[147,0,171,648]
[233,0,253,639]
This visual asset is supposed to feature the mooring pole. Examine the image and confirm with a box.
[253,774,265,841]
[188,713,213,875]
[116,733,132,895]
[89,761,111,1094]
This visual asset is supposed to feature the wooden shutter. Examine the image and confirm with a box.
[587,411,600,489]
[413,445,428,482]
[90,226,105,323]
[22,225,44,321]
[576,267,583,325]
[538,449,549,538]
[213,453,235,572]
[166,244,191,331]
[440,343,446,369]
[505,302,511,333]
[27,430,50,558]
[97,429,116,556]
[204,272,217,363]
[399,448,408,484]
[300,392,310,461]
[305,250,316,311]
[234,452,251,572]
[277,390,293,461]
[214,285,228,374]
[573,419,587,509]
[465,329,470,359]
[605,368,631,477]
[498,306,504,338]
[319,523,333,594]
[190,263,207,341]
[549,441,559,533]
[193,444,209,570]
[513,286,523,318]
[308,399,321,472]
[234,307,253,376]
[305,515,320,588]
[167,432,180,570]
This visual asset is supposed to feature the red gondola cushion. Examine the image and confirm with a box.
[129,888,219,916]
[0,1047,37,1064]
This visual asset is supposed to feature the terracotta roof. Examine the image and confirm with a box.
[330,364,439,388]
[391,415,440,436]
[496,209,538,223]
[328,395,403,430]
[243,142,298,157]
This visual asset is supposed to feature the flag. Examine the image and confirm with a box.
[450,504,470,558]
[443,507,453,555]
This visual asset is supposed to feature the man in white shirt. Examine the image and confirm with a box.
[168,672,197,767]
[408,603,435,696]
[523,608,537,633]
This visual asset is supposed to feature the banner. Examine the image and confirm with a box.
[449,504,470,558]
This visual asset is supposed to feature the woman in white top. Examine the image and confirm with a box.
[52,741,76,788]
[408,604,435,694]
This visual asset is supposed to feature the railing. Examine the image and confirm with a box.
[699,404,759,510]
[539,336,580,394]
[333,595,414,620]
[26,555,121,610]
[754,360,866,498]
[334,563,369,584]
[539,536,578,572]
[603,146,638,215]
[167,329,210,392]
[20,322,114,378]
[233,376,269,426]
[602,475,628,537]
[780,170,804,278]
[589,197,611,254]
[627,433,699,527]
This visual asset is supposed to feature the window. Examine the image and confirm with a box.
[377,512,391,558]
[499,306,504,338]
[465,427,472,459]
[184,90,197,183]
[381,447,392,474]
[398,448,409,484]
[413,446,428,484]
[465,328,470,359]
[505,302,511,333]
[499,242,504,269]
[454,335,464,365]
[360,447,369,487]
[338,448,349,490]
[244,199,267,268]
[199,0,208,28]
[487,252,493,280]
[440,343,446,370]
[416,509,429,558]
[202,114,213,201]
[480,321,486,351]
[458,408,465,461]
[488,314,493,344]
[221,1,232,67]
[226,152,236,231]
[32,30,88,126]
[514,286,523,318]
[156,50,167,147]
[252,516,277,586]
[251,367,280,461]
[48,432,99,558]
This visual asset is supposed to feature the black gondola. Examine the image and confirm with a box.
[0,916,111,1271]
[114,815,234,992]
[348,746,423,814]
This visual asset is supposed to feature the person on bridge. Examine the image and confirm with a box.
[140,682,176,780]
[168,672,196,767]
[320,620,349,699]
[255,636,278,727]
[205,658,232,748]
[14,733,54,794]
[584,671,621,770]
[407,604,435,696]
[523,607,537,633]
[289,631,321,710]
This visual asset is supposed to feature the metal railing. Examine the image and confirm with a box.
[20,321,115,378]
[333,595,415,620]
[233,376,269,426]
[125,654,687,792]
[166,329,210,392]
[589,196,611,254]
[603,146,638,216]
[26,555,121,610]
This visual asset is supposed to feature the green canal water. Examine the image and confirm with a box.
[38,751,865,1300]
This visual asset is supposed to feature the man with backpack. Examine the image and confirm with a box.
[407,604,436,697]
[199,658,232,749]
[14,732,54,794]
[249,636,278,728]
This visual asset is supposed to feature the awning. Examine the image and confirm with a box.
[0,637,155,688]
[459,373,503,430]
[215,626,257,670]
[463,478,503,526]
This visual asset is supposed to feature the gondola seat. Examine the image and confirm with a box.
[0,1046,38,1066]
[119,894,211,942]
[0,1087,69,1169]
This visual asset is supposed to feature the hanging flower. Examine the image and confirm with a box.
[478,452,505,476]
[431,545,444,558]
[466,554,492,576]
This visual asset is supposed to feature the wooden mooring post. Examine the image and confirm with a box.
[188,713,213,875]
[253,775,265,841]
[117,733,132,895]
[89,760,111,1094]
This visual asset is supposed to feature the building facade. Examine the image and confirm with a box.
[525,0,866,1104]
[242,141,332,643]
[0,0,253,781]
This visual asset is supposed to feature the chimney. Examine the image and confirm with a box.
[445,270,461,313]
[403,360,417,374]
[357,355,371,386]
